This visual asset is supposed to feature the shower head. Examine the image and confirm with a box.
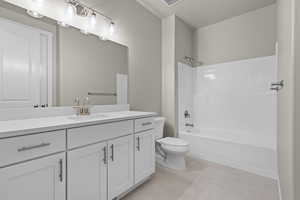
[183,56,202,67]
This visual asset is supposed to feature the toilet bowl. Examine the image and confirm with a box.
[154,117,189,170]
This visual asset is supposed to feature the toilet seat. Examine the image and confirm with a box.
[157,137,189,154]
[157,137,189,147]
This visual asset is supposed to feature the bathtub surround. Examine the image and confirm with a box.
[178,56,278,178]
[161,4,276,137]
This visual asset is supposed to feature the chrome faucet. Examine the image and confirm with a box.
[73,97,90,116]
[185,123,194,127]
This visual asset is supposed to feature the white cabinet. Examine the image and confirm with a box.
[134,130,155,183]
[67,142,107,200]
[0,153,65,200]
[108,135,134,200]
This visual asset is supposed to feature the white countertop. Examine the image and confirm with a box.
[0,111,157,138]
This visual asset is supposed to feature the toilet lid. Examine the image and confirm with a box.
[157,137,189,146]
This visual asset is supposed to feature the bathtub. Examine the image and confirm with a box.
[180,128,278,179]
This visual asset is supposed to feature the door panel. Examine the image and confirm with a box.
[108,135,134,200]
[0,18,52,108]
[0,153,65,200]
[135,130,155,183]
[68,142,107,200]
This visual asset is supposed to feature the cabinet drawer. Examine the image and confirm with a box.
[0,130,66,167]
[134,117,155,133]
[67,120,134,149]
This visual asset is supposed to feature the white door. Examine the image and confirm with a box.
[135,130,155,184]
[0,18,53,108]
[68,142,107,200]
[0,153,65,200]
[108,135,134,200]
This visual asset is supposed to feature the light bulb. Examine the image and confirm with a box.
[66,3,74,17]
[90,12,97,27]
[26,10,44,18]
[109,22,115,36]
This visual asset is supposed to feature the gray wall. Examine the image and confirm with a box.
[58,27,128,106]
[161,15,193,137]
[277,0,295,199]
[104,0,162,113]
[162,15,176,137]
[193,4,277,65]
[294,0,300,199]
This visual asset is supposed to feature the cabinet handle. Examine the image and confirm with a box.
[110,144,114,162]
[17,142,51,152]
[142,122,152,126]
[103,146,107,164]
[59,159,63,182]
[137,137,141,151]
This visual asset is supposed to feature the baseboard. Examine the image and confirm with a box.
[188,153,278,179]
[277,177,283,200]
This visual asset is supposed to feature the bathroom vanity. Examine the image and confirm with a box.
[0,111,156,200]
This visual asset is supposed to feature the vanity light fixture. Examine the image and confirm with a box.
[66,0,115,36]
[66,2,75,17]
[90,12,97,27]
[26,10,44,18]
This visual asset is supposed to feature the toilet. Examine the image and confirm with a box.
[154,117,189,170]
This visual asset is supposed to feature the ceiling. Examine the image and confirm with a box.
[136,0,276,28]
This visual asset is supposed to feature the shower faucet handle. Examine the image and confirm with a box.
[184,110,191,118]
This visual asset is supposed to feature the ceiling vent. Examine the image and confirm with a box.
[162,0,181,6]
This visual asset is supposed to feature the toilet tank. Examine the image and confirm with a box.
[154,117,165,139]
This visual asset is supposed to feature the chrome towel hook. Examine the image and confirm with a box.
[270,80,284,91]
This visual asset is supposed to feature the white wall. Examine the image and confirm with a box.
[193,4,277,65]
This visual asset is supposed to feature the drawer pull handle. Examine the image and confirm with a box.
[17,142,51,152]
[137,137,141,151]
[59,159,63,182]
[103,146,107,164]
[142,122,152,126]
[110,144,114,162]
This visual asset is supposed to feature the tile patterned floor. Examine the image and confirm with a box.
[123,157,279,200]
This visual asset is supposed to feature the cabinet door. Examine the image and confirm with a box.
[135,130,155,183]
[0,153,65,200]
[68,142,107,200]
[108,135,134,200]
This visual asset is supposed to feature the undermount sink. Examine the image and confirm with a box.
[68,114,109,121]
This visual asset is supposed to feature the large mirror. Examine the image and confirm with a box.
[0,1,128,109]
